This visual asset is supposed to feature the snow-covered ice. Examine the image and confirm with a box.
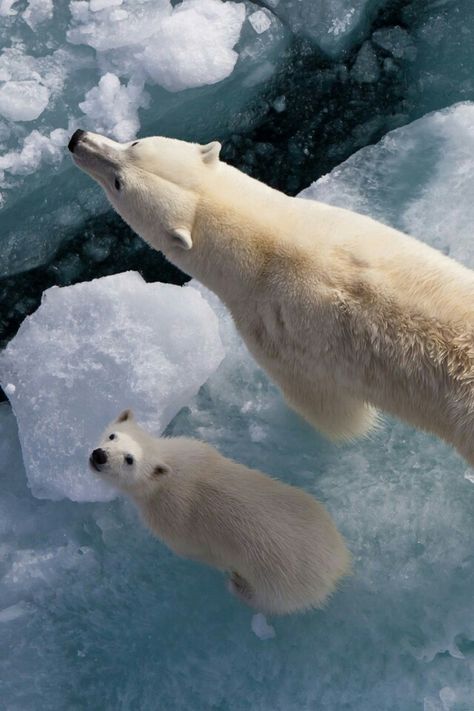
[137,0,246,93]
[0,272,224,501]
[67,0,246,93]
[22,0,54,30]
[78,73,147,142]
[0,80,50,122]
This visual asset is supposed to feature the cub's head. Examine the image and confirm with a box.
[90,409,170,495]
[68,129,221,254]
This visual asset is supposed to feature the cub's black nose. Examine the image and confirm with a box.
[91,448,107,465]
[68,128,86,153]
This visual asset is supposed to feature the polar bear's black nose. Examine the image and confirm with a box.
[91,448,107,465]
[68,129,86,153]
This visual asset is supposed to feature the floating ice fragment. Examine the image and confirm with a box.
[249,423,267,442]
[0,80,49,121]
[79,73,147,141]
[464,470,474,484]
[249,9,272,35]
[0,0,18,16]
[67,0,246,93]
[241,61,274,88]
[439,687,456,711]
[0,127,68,178]
[5,383,15,395]
[22,0,53,29]
[67,1,171,52]
[0,602,32,623]
[139,0,245,92]
[90,0,122,11]
[272,95,286,112]
[329,8,355,37]
[0,273,224,502]
[251,613,276,640]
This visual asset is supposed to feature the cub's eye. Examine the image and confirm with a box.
[125,454,134,465]
[114,177,121,190]
[109,433,116,440]
[131,141,139,147]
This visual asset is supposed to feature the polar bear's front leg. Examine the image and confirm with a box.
[283,385,379,442]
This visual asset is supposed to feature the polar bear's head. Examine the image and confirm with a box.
[89,409,170,495]
[68,129,221,253]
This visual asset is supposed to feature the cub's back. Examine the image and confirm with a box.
[185,450,348,573]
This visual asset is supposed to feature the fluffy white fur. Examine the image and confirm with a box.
[72,132,474,466]
[90,410,350,615]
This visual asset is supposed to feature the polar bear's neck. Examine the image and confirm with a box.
[170,162,309,306]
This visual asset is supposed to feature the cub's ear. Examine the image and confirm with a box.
[153,462,171,477]
[170,227,193,250]
[200,141,221,165]
[116,408,134,423]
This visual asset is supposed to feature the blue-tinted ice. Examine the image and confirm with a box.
[1,104,474,709]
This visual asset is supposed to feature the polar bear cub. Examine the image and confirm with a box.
[70,131,474,468]
[90,410,350,616]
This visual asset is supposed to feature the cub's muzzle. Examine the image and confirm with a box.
[90,447,107,471]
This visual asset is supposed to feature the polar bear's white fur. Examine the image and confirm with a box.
[71,131,474,466]
[90,410,350,615]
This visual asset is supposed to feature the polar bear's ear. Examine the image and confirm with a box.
[153,462,171,477]
[116,409,134,423]
[200,141,221,165]
[171,227,193,250]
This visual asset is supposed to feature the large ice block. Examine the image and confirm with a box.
[0,272,224,501]
[302,102,474,268]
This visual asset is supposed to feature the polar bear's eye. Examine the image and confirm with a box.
[109,433,116,440]
[114,177,121,191]
[125,454,134,465]
[131,141,139,147]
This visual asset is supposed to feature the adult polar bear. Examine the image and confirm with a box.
[69,130,474,467]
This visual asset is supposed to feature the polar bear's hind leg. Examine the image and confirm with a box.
[284,387,380,442]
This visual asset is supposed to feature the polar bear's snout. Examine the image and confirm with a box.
[68,129,86,153]
[68,129,129,188]
[90,447,107,471]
